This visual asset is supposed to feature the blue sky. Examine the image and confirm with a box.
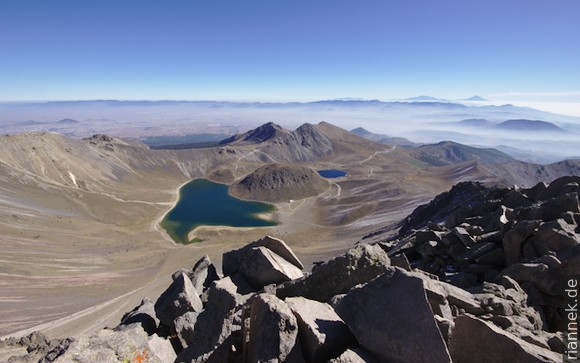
[1,0,579,113]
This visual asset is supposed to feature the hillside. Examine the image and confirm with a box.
[496,119,565,132]
[410,141,514,166]
[229,164,330,203]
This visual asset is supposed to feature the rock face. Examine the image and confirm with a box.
[229,163,329,203]
[49,325,175,363]
[276,244,391,302]
[384,175,580,336]
[223,237,305,289]
[118,297,158,335]
[20,176,580,362]
[154,272,203,329]
[449,315,560,363]
[244,294,300,363]
[286,296,355,362]
[334,268,452,363]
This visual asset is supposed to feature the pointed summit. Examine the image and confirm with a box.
[219,122,290,146]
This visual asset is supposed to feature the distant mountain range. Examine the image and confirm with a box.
[403,95,488,102]
[456,118,566,133]
[2,99,579,164]
[496,119,565,132]
[350,127,420,148]
[410,141,514,166]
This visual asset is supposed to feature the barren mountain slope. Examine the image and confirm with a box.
[229,164,329,202]
[1,123,579,341]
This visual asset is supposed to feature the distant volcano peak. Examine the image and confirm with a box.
[462,95,488,101]
[219,122,288,146]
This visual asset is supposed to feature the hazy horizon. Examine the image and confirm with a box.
[1,1,579,116]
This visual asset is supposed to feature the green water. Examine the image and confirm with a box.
[161,179,277,244]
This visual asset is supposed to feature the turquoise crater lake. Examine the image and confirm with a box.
[161,179,277,244]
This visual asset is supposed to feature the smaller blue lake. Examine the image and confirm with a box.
[161,179,277,244]
[317,169,348,178]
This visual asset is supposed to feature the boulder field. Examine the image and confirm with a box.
[4,176,580,362]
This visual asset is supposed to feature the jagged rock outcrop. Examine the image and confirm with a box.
[20,176,580,362]
[334,268,452,363]
[154,272,204,329]
[275,244,391,302]
[229,163,329,203]
[118,297,159,335]
[171,255,220,294]
[381,175,580,351]
[223,237,304,289]
[285,297,355,362]
[449,315,560,363]
[243,293,301,362]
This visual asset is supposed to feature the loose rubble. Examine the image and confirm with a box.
[4,176,578,362]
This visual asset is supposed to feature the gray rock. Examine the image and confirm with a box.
[485,205,511,232]
[276,244,390,302]
[499,263,549,285]
[449,315,560,363]
[535,254,561,268]
[417,240,441,258]
[475,247,505,266]
[527,219,579,257]
[237,246,303,289]
[174,311,199,349]
[415,230,443,245]
[502,220,541,266]
[227,273,256,301]
[48,325,175,363]
[223,236,304,276]
[184,333,238,363]
[444,270,478,289]
[503,190,532,209]
[3,332,73,363]
[389,253,411,271]
[328,347,379,363]
[435,315,454,344]
[457,242,497,262]
[117,297,158,335]
[285,296,355,361]
[154,272,203,328]
[538,193,580,221]
[176,276,239,359]
[475,229,502,243]
[453,226,477,247]
[435,280,484,315]
[525,181,547,201]
[498,275,524,292]
[461,222,485,236]
[407,271,454,319]
[172,255,220,294]
[244,293,300,363]
[334,268,452,363]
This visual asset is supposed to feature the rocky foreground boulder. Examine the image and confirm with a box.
[5,176,579,362]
